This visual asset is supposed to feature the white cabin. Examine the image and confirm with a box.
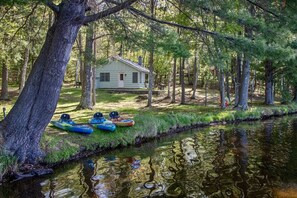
[96,56,149,89]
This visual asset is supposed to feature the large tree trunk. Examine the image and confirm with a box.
[237,57,251,110]
[191,50,199,99]
[264,60,274,105]
[237,5,254,110]
[0,2,84,163]
[171,58,177,103]
[19,43,30,94]
[180,58,186,104]
[0,63,9,100]
[77,24,94,110]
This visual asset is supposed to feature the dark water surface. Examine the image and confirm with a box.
[2,116,297,198]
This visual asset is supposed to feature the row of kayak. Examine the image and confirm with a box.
[50,112,134,134]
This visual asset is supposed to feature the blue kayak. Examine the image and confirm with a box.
[89,112,116,132]
[98,122,116,132]
[50,121,93,134]
[50,114,93,134]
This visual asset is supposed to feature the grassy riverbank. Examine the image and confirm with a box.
[1,86,297,181]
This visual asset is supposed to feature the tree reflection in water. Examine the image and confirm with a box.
[2,117,297,197]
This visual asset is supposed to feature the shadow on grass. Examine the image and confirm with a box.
[96,90,137,104]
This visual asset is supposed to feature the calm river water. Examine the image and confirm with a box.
[1,116,297,198]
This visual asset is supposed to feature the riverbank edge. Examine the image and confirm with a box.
[2,104,297,183]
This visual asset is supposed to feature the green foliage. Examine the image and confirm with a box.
[281,88,293,104]
[95,57,109,66]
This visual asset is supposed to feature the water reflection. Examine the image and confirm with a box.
[1,117,297,197]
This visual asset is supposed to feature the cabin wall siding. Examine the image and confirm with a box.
[96,60,148,89]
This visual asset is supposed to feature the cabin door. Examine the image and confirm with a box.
[118,73,124,88]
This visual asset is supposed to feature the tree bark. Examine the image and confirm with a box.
[237,5,254,110]
[147,0,155,108]
[0,63,9,100]
[205,71,208,106]
[147,49,154,107]
[234,53,242,107]
[171,58,177,103]
[264,60,274,105]
[0,2,84,163]
[293,86,297,103]
[180,58,186,104]
[77,32,84,87]
[237,57,251,110]
[226,69,230,102]
[92,34,97,106]
[19,43,30,94]
[167,68,171,99]
[77,23,94,110]
[191,49,199,99]
[75,59,80,87]
[218,68,226,109]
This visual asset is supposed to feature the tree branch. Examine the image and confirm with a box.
[83,0,138,24]
[246,0,279,17]
[45,0,59,13]
[93,33,112,41]
[128,7,235,41]
[10,2,39,43]
[0,5,13,22]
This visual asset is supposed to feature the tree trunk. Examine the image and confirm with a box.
[180,58,186,104]
[77,32,84,88]
[237,5,254,110]
[0,2,84,163]
[147,49,154,107]
[171,58,177,103]
[167,68,171,99]
[19,43,30,94]
[205,72,208,106]
[191,49,199,99]
[187,60,191,85]
[75,59,80,87]
[77,23,94,110]
[92,34,97,106]
[293,86,297,103]
[264,60,274,105]
[234,53,242,107]
[1,63,9,100]
[237,57,251,110]
[226,69,230,102]
[218,68,226,109]
[147,0,155,108]
[92,67,96,106]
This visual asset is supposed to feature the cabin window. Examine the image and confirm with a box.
[100,73,110,82]
[145,74,149,83]
[132,72,138,83]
